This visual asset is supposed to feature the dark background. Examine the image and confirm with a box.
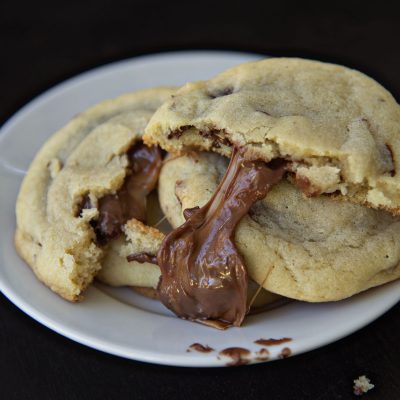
[1,2,399,399]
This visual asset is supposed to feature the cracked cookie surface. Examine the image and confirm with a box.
[145,58,400,214]
[15,87,175,301]
[158,152,400,301]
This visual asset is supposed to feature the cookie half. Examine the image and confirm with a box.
[15,87,175,301]
[145,58,400,214]
[158,152,400,301]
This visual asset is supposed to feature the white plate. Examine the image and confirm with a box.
[0,51,399,367]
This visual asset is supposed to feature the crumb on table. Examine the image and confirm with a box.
[353,375,375,396]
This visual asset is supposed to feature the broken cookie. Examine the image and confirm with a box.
[159,152,400,307]
[145,58,400,214]
[15,87,175,301]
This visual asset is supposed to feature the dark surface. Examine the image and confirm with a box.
[1,2,399,399]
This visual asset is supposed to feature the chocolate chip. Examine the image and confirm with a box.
[218,347,251,366]
[127,252,158,265]
[198,128,220,139]
[385,144,395,176]
[167,125,193,139]
[208,87,234,99]
[255,109,271,116]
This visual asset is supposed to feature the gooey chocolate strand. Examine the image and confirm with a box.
[87,143,162,244]
[157,148,286,328]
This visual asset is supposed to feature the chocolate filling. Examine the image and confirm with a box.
[187,343,215,353]
[156,148,286,328]
[294,175,321,197]
[81,143,162,244]
[126,252,158,264]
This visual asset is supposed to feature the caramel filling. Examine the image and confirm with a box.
[156,148,286,328]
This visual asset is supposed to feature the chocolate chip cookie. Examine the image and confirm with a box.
[145,58,400,214]
[158,152,400,302]
[15,88,175,301]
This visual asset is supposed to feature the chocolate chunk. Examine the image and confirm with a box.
[156,148,287,327]
[93,143,162,245]
[127,252,158,265]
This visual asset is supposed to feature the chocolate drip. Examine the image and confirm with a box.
[254,337,292,346]
[127,252,158,264]
[157,148,286,328]
[187,343,214,353]
[183,206,200,220]
[218,347,251,366]
[92,143,162,244]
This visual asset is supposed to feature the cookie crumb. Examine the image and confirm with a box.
[353,375,374,396]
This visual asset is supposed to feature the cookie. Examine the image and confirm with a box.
[15,87,176,301]
[97,219,163,288]
[158,152,400,301]
[145,58,400,214]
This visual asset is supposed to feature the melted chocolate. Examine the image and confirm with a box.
[183,206,200,220]
[157,148,286,328]
[385,143,396,176]
[218,347,251,366]
[254,337,292,346]
[279,347,292,359]
[295,174,320,197]
[167,125,192,139]
[126,252,158,264]
[78,195,92,216]
[186,343,214,353]
[88,143,162,244]
[255,348,270,361]
[208,87,234,98]
[247,298,293,315]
